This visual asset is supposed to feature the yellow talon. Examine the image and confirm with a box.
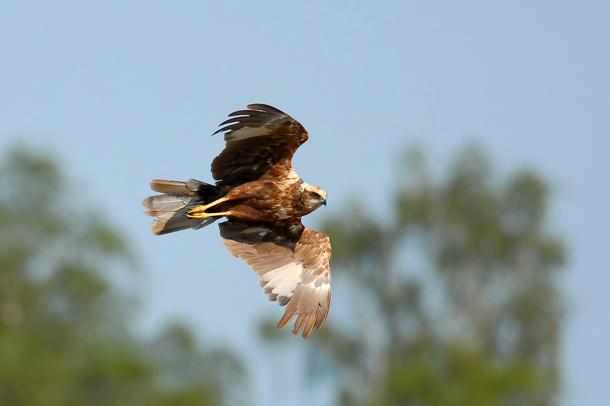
[186,206,232,219]
[186,206,208,219]
[185,197,231,219]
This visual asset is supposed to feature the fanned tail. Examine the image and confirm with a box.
[143,178,225,235]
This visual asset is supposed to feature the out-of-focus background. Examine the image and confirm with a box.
[1,1,608,405]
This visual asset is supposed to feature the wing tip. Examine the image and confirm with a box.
[276,310,296,331]
[246,103,285,114]
[276,310,322,339]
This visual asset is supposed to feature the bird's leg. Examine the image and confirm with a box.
[185,196,232,219]
[186,210,233,219]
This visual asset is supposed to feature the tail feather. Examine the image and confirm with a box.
[143,194,193,215]
[150,206,218,235]
[143,178,226,235]
[150,179,194,194]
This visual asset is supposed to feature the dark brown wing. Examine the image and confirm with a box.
[211,104,309,186]
[219,219,331,338]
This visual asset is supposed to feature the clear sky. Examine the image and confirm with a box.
[1,1,608,404]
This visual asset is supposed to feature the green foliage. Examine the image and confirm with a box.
[374,339,545,406]
[266,145,566,406]
[0,146,245,405]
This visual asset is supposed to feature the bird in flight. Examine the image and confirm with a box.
[143,104,331,338]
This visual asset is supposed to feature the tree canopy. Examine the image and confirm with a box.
[0,146,245,405]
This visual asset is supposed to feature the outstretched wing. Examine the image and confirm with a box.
[219,219,331,338]
[211,104,309,186]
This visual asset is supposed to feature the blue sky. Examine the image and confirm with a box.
[1,1,608,404]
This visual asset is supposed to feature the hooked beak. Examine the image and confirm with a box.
[322,199,327,206]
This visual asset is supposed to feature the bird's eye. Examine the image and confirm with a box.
[310,191,321,199]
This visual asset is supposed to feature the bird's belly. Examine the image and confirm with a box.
[224,199,300,222]
[221,182,302,222]
[223,203,282,222]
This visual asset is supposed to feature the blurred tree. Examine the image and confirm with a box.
[0,146,245,406]
[263,145,566,406]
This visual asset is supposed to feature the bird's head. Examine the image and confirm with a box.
[300,183,327,212]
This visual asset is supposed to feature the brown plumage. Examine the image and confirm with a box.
[143,104,331,338]
[211,103,309,186]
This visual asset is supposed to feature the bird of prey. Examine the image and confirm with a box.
[143,104,331,338]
